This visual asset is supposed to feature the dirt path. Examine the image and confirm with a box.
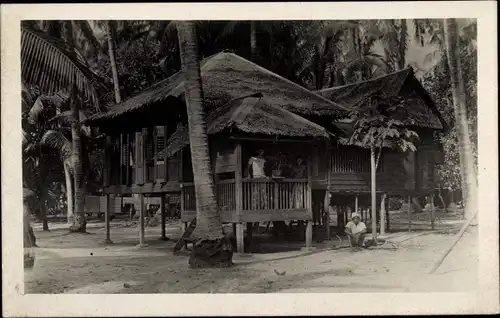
[25,224,478,294]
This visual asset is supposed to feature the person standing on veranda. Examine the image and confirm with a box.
[248,149,268,209]
[292,157,306,208]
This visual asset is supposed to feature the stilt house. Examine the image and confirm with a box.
[84,52,446,251]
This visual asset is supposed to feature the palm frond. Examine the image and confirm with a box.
[49,110,92,137]
[74,20,101,53]
[41,130,73,161]
[21,26,108,110]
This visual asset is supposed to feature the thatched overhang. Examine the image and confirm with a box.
[83,51,348,130]
[317,68,448,131]
[155,93,334,160]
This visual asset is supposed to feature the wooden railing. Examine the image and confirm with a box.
[183,179,308,210]
[241,178,308,211]
[216,179,236,211]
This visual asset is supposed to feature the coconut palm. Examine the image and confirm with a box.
[177,21,233,268]
[26,84,100,230]
[106,21,122,103]
[443,18,477,221]
[22,86,66,230]
[21,25,107,111]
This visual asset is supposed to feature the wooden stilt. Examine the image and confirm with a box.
[354,195,359,214]
[160,194,168,240]
[380,193,386,235]
[305,220,313,249]
[103,194,113,244]
[407,195,412,232]
[430,193,436,230]
[323,191,330,240]
[385,195,390,232]
[137,194,148,247]
[236,223,244,253]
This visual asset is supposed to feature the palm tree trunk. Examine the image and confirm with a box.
[443,19,478,222]
[370,146,377,241]
[177,21,233,268]
[106,21,121,103]
[398,19,407,70]
[250,21,257,62]
[64,161,74,224]
[69,96,87,233]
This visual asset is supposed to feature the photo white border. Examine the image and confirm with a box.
[2,1,498,316]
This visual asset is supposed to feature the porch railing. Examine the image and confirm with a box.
[241,178,308,210]
[181,178,310,221]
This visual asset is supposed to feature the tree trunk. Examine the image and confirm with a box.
[69,95,86,233]
[398,19,407,70]
[370,146,377,241]
[250,21,258,61]
[106,21,122,104]
[64,161,73,224]
[177,21,233,268]
[443,19,478,223]
[42,210,49,231]
[24,204,37,247]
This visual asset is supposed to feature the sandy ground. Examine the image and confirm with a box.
[25,219,478,294]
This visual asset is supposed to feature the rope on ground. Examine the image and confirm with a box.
[429,209,478,274]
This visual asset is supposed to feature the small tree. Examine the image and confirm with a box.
[340,92,419,241]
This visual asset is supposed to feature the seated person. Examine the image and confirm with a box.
[345,212,366,250]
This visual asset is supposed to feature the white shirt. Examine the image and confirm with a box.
[249,157,266,178]
[345,221,366,234]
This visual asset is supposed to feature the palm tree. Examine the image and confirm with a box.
[443,19,477,221]
[21,25,106,111]
[106,21,122,103]
[25,86,97,226]
[22,87,67,230]
[68,86,86,233]
[177,21,233,268]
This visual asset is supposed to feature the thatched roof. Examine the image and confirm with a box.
[155,93,332,159]
[84,52,347,126]
[317,68,447,130]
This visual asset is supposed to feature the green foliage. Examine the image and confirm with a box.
[341,93,419,155]
[421,27,477,190]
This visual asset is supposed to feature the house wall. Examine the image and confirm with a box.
[104,126,183,195]
[310,139,439,194]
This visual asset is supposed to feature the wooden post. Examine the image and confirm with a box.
[323,191,330,240]
[380,193,386,235]
[160,194,168,240]
[305,220,313,249]
[430,193,436,230]
[235,142,244,252]
[142,128,148,182]
[305,152,313,221]
[103,194,113,244]
[407,195,412,231]
[385,194,390,232]
[325,142,332,240]
[137,194,147,247]
[236,223,244,253]
[354,195,359,214]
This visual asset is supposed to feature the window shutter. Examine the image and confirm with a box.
[135,131,144,184]
[120,134,130,184]
[155,126,166,182]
